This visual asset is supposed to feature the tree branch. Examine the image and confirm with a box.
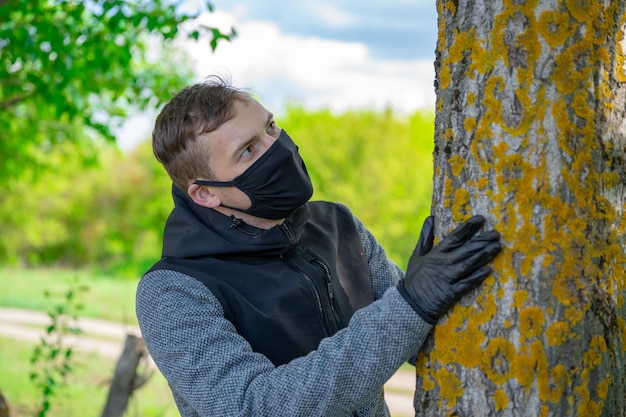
[0,92,32,110]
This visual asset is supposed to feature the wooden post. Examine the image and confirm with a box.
[100,335,152,417]
[0,390,10,417]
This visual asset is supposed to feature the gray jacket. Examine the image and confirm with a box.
[136,199,432,416]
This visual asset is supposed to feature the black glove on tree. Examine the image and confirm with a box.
[398,215,502,324]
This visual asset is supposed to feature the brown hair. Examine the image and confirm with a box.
[152,75,251,189]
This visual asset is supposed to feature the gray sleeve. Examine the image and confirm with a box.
[350,213,406,300]
[136,270,431,417]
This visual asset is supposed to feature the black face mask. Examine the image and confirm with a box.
[193,130,314,220]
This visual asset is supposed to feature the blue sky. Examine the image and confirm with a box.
[117,0,438,149]
[203,0,438,60]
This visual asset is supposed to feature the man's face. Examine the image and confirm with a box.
[199,98,281,210]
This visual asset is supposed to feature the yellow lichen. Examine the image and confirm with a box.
[440,65,452,90]
[467,92,476,106]
[601,171,620,188]
[583,335,607,371]
[519,307,546,339]
[574,383,591,416]
[552,268,579,307]
[617,13,626,82]
[449,154,466,177]
[444,0,457,15]
[513,290,529,309]
[455,325,486,368]
[481,76,505,124]
[597,377,611,400]
[473,291,497,325]
[432,309,466,364]
[565,0,595,23]
[443,178,453,209]
[494,388,508,411]
[542,254,554,268]
[538,11,572,48]
[464,116,477,132]
[564,307,583,326]
[415,352,435,391]
[619,317,626,353]
[496,285,504,299]
[451,188,471,222]
[547,364,570,403]
[532,341,550,402]
[477,176,490,189]
[482,337,516,385]
[435,367,464,408]
[514,346,536,389]
[546,321,570,346]
[432,306,486,369]
[448,28,475,64]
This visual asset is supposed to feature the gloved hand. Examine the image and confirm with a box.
[398,215,502,324]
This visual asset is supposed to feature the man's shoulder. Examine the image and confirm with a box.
[307,200,353,216]
[139,266,207,288]
[137,266,227,312]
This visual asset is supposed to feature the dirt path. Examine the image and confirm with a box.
[0,307,415,416]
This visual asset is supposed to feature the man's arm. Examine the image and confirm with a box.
[350,212,406,299]
[136,269,432,417]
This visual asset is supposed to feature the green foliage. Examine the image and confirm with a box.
[0,0,234,181]
[0,139,173,278]
[0,107,434,276]
[280,106,435,265]
[29,276,89,416]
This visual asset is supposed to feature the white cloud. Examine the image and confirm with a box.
[184,11,435,113]
[116,10,435,150]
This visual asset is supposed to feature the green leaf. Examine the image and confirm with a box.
[1,0,233,182]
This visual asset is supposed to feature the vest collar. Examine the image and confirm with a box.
[161,184,310,259]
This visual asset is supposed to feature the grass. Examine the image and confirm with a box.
[0,267,138,324]
[0,336,177,417]
[0,267,167,415]
[1,267,416,416]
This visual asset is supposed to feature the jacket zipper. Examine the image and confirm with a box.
[280,222,338,336]
[313,259,343,327]
[299,270,330,338]
[279,222,297,245]
[279,253,329,337]
[229,216,259,237]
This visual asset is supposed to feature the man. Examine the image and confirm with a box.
[136,76,502,417]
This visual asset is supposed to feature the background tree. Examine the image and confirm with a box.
[0,107,436,276]
[414,0,626,416]
[0,0,234,182]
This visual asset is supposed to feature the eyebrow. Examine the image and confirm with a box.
[231,111,274,160]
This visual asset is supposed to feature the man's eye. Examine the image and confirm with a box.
[266,121,278,134]
[242,146,252,157]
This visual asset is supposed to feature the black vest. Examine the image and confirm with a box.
[149,200,374,366]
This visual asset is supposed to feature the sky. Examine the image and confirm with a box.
[116,0,438,150]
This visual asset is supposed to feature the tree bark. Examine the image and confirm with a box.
[414,0,626,416]
[100,335,152,417]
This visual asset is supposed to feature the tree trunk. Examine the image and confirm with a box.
[100,335,152,417]
[414,1,626,416]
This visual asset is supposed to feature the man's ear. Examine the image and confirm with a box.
[188,183,221,208]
